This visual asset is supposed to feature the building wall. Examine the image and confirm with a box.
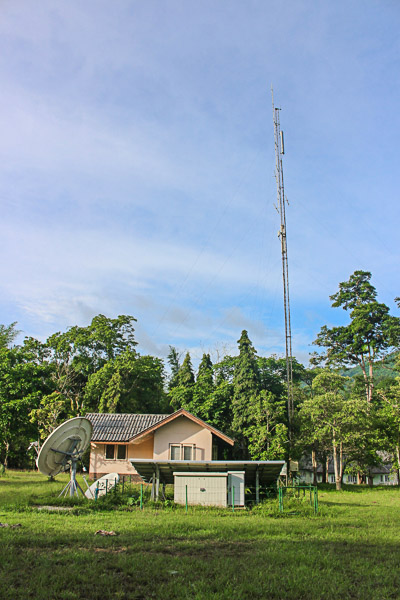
[89,435,154,479]
[153,416,213,460]
[298,470,396,486]
[174,473,228,507]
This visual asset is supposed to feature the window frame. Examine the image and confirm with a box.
[105,444,115,460]
[104,444,127,460]
[169,443,196,460]
[117,444,127,460]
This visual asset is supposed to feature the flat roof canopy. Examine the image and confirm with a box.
[129,459,285,487]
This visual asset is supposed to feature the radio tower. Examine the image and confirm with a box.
[271,88,294,444]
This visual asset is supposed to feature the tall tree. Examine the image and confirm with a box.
[167,346,181,391]
[0,341,52,468]
[312,271,400,402]
[297,370,372,490]
[84,351,167,414]
[0,322,20,349]
[169,352,195,411]
[46,314,138,414]
[232,331,260,435]
[190,354,214,418]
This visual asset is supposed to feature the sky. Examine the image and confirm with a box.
[1,0,400,367]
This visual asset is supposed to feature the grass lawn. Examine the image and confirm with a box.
[1,471,400,599]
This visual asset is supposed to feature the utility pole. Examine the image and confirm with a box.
[271,88,294,452]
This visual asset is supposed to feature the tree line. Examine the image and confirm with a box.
[1,270,400,489]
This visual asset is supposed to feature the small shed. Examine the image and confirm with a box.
[174,472,228,507]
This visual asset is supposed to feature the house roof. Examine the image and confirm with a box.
[86,413,168,442]
[130,409,235,446]
[86,409,235,446]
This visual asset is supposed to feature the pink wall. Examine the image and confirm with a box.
[153,415,212,460]
[89,435,154,478]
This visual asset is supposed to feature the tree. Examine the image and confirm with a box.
[46,314,138,414]
[313,271,400,402]
[84,351,167,414]
[246,391,287,460]
[0,322,20,348]
[232,331,260,439]
[299,370,350,490]
[0,342,52,468]
[29,391,71,441]
[187,354,214,418]
[167,346,181,390]
[169,352,195,411]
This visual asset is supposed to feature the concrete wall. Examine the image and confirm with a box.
[153,415,212,461]
[89,435,154,479]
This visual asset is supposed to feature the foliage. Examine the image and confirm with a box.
[0,322,20,348]
[84,351,168,414]
[29,391,71,441]
[246,391,288,460]
[46,314,138,414]
[167,345,181,390]
[169,352,195,410]
[232,330,260,434]
[0,342,52,467]
[312,270,400,402]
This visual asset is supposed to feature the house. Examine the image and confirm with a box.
[298,457,397,486]
[86,408,235,480]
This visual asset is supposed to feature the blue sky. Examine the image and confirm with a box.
[1,1,399,366]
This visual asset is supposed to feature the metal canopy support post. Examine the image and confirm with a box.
[155,464,160,501]
[150,474,155,501]
[255,468,260,504]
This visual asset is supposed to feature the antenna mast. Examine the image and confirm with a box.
[271,88,294,441]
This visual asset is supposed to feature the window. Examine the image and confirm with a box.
[329,475,335,483]
[117,445,127,460]
[169,444,195,460]
[347,474,357,484]
[105,444,115,460]
[105,444,127,460]
[170,445,181,460]
[183,445,193,460]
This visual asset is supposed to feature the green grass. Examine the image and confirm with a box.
[1,471,400,599]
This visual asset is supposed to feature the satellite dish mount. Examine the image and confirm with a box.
[53,435,87,497]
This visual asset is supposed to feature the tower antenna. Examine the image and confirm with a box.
[271,87,294,444]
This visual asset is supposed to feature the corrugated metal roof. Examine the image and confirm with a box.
[129,459,286,486]
[86,413,168,442]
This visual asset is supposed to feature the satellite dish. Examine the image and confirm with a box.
[37,417,92,498]
[85,473,120,500]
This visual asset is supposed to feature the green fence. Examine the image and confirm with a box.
[278,485,318,515]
